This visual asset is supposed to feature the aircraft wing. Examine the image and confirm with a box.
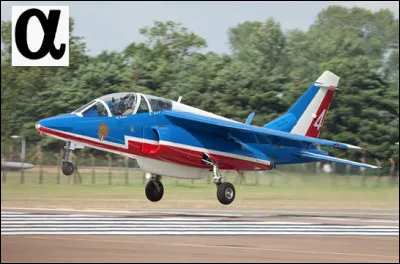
[162,110,367,151]
[298,151,379,169]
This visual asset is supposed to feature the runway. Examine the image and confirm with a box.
[1,208,399,262]
[1,211,399,236]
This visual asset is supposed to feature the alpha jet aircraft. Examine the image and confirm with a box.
[36,71,378,205]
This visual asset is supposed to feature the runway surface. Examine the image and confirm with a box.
[1,211,399,236]
[1,208,399,263]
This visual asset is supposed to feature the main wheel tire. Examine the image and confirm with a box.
[62,162,74,176]
[217,182,235,205]
[145,181,164,202]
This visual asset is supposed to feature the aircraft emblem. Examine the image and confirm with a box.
[98,123,109,141]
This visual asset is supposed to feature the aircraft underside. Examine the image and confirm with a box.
[60,138,242,205]
[38,124,267,205]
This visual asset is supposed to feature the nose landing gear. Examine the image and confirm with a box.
[61,142,74,176]
[61,141,84,176]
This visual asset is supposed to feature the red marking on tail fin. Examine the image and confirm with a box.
[305,89,335,138]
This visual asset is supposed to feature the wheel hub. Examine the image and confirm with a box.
[225,188,234,199]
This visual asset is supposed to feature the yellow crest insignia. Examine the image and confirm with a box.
[98,123,109,141]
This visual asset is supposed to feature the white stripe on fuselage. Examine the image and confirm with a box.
[40,127,270,166]
[290,87,327,136]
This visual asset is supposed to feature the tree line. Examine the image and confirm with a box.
[1,5,399,162]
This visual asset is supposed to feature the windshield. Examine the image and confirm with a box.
[82,101,109,117]
[72,100,96,113]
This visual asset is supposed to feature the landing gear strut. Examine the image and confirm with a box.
[61,141,74,176]
[145,174,164,202]
[202,153,236,205]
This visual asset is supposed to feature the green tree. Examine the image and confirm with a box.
[228,21,262,55]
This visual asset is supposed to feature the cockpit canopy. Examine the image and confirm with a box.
[72,92,173,117]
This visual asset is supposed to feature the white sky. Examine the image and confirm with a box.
[1,1,398,56]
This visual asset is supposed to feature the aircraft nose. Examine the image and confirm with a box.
[36,117,53,130]
[35,117,52,132]
[35,114,76,133]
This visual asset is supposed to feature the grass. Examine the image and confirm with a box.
[1,168,399,210]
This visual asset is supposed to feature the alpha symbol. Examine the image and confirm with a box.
[12,6,69,66]
[15,8,65,60]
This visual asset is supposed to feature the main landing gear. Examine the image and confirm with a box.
[61,141,75,176]
[143,155,235,205]
[202,153,236,205]
[145,174,164,202]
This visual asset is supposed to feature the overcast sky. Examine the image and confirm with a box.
[2,1,399,56]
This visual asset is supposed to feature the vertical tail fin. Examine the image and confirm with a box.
[264,71,339,138]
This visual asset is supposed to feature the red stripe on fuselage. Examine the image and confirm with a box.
[305,89,335,138]
[38,126,270,171]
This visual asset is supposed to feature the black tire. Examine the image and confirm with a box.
[62,162,74,176]
[217,182,235,205]
[145,181,164,202]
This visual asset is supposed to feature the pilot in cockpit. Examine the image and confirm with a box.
[122,95,136,115]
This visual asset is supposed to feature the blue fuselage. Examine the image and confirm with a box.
[37,112,327,171]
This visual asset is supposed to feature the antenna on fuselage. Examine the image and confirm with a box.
[177,96,182,103]
[244,112,255,125]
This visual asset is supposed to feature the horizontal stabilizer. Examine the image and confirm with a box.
[315,71,340,89]
[314,82,340,90]
[299,151,379,169]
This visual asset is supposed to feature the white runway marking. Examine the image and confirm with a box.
[0,212,28,215]
[293,216,399,224]
[1,207,246,217]
[1,212,398,236]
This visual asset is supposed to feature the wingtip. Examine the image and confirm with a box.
[369,164,381,169]
[344,144,369,152]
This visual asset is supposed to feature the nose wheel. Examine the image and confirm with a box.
[62,161,74,176]
[145,174,164,202]
[61,141,75,176]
